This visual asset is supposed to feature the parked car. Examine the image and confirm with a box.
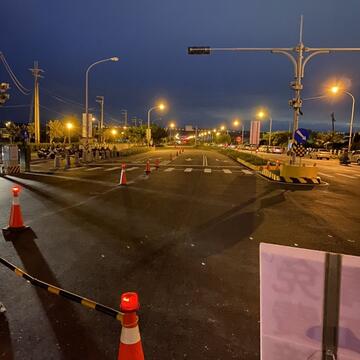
[350,150,360,164]
[271,146,283,154]
[309,148,332,160]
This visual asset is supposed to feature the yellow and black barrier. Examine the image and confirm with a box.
[0,257,124,323]
[260,168,321,184]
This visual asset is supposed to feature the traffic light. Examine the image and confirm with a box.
[0,82,10,105]
[188,47,211,55]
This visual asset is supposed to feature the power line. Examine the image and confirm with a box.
[0,52,31,95]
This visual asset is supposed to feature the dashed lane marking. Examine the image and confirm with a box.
[184,168,193,173]
[241,169,253,175]
[204,168,212,173]
[223,169,232,174]
[104,167,121,172]
[336,173,357,179]
[85,167,103,171]
[318,172,334,178]
[127,167,139,172]
[164,167,175,172]
[67,167,85,171]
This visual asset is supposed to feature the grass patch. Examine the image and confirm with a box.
[117,147,150,156]
[217,148,267,166]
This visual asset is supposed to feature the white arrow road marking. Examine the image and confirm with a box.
[223,169,232,174]
[185,158,192,161]
[85,167,103,171]
[104,167,121,172]
[184,168,193,173]
[204,168,212,173]
[241,169,253,175]
[164,167,175,172]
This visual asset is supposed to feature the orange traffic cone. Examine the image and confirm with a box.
[118,292,144,360]
[155,158,160,170]
[2,186,32,241]
[275,160,280,170]
[119,163,127,185]
[145,160,151,175]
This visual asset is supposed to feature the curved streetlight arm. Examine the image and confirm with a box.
[301,50,330,77]
[345,91,356,152]
[271,50,297,76]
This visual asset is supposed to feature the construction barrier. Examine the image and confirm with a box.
[260,168,322,184]
[0,256,124,323]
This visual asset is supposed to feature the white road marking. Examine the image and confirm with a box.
[336,173,356,179]
[160,160,170,165]
[318,172,334,178]
[164,167,175,172]
[104,166,121,172]
[85,167,103,171]
[204,168,212,173]
[216,159,219,162]
[223,169,232,174]
[127,167,139,172]
[67,167,85,171]
[202,154,208,167]
[150,167,156,171]
[241,169,253,175]
[184,168,193,173]
[185,158,192,161]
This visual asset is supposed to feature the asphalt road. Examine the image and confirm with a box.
[0,148,359,359]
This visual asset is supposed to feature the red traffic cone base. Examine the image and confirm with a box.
[118,292,144,360]
[145,160,151,175]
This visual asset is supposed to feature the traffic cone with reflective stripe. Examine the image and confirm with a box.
[155,158,160,170]
[118,292,144,360]
[119,163,127,185]
[145,160,151,175]
[2,186,32,241]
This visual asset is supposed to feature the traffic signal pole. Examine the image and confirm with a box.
[188,16,360,163]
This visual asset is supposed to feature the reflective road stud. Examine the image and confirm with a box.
[118,292,144,360]
[119,163,127,185]
[2,186,32,241]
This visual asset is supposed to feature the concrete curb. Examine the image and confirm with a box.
[236,157,261,171]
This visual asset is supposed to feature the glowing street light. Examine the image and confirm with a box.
[329,85,356,152]
[257,109,273,148]
[233,118,245,145]
[66,122,73,144]
[220,125,225,131]
[111,128,118,136]
[147,102,167,146]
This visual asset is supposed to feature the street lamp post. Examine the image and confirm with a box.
[330,87,356,152]
[257,111,273,149]
[85,57,119,140]
[66,122,73,144]
[147,103,165,146]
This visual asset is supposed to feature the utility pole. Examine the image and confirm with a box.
[96,96,104,142]
[331,112,336,134]
[29,61,44,144]
[121,109,128,126]
[188,16,360,163]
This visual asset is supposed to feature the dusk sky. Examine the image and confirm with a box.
[2,0,360,131]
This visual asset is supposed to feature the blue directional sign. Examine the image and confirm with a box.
[294,128,309,144]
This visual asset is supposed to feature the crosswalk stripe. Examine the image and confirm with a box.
[336,173,356,179]
[104,167,121,172]
[85,167,103,171]
[318,172,334,178]
[127,167,139,172]
[150,167,156,171]
[223,169,232,174]
[242,169,253,175]
[184,168,192,173]
[160,160,171,165]
[204,168,212,173]
[164,167,175,172]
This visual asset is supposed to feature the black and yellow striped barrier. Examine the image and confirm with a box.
[260,169,322,184]
[0,257,124,323]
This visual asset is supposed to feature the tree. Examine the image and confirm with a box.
[5,122,20,143]
[47,120,65,143]
[27,122,35,142]
[215,133,231,144]
[151,124,168,145]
